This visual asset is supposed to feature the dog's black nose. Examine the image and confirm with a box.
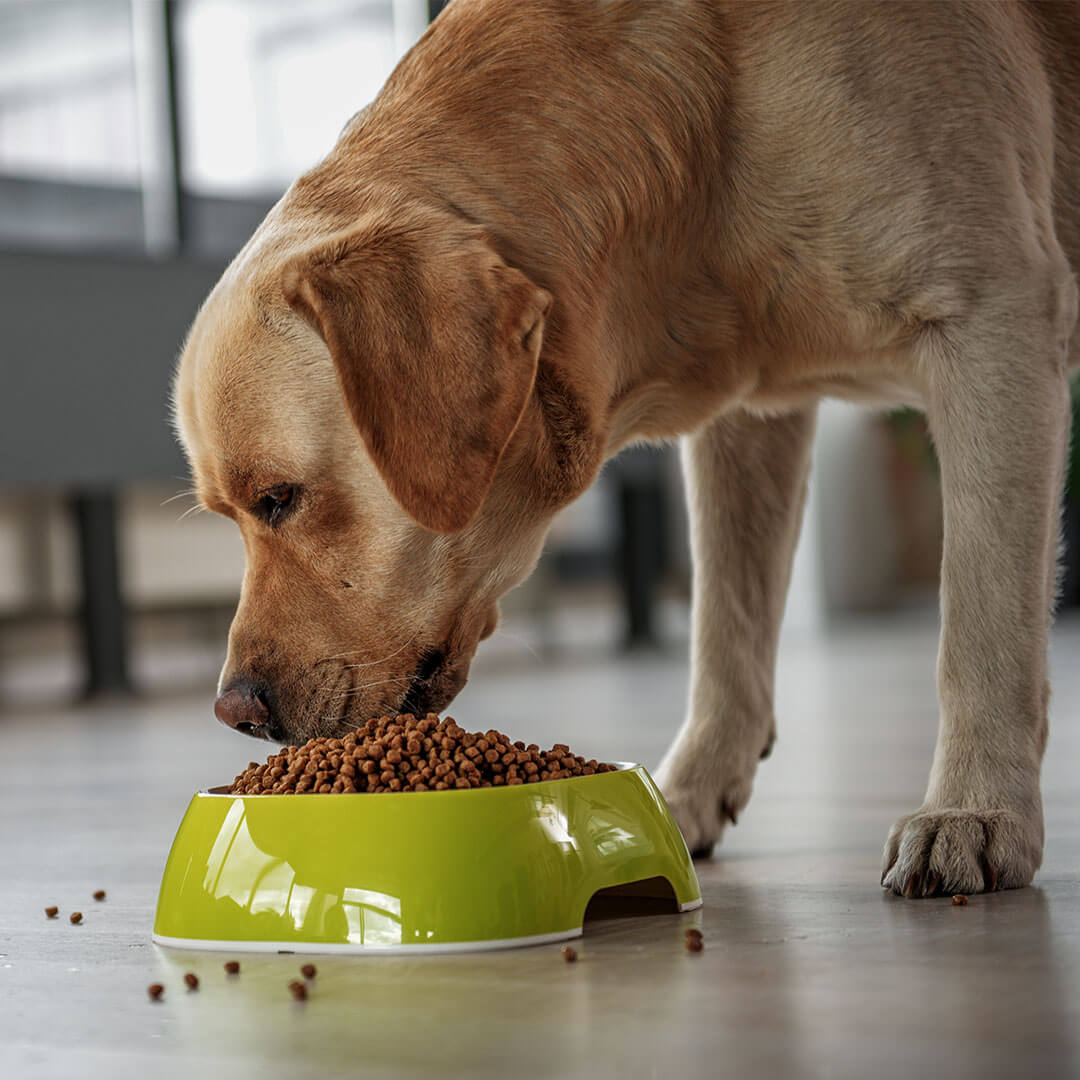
[214,680,270,738]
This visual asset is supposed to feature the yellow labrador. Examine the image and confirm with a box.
[174,0,1080,897]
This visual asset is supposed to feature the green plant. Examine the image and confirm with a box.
[887,407,938,474]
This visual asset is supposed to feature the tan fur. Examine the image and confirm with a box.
[174,0,1080,896]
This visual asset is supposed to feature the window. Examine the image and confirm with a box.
[0,0,426,254]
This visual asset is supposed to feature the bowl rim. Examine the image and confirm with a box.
[203,760,643,798]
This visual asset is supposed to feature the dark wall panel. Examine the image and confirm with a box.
[0,251,225,488]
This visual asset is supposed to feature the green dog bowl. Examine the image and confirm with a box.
[153,763,701,954]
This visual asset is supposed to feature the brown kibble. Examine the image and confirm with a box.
[288,979,307,1000]
[184,972,199,990]
[224,961,240,975]
[148,984,164,1001]
[561,945,577,963]
[93,890,106,901]
[686,936,704,952]
[684,927,703,941]
[44,906,58,919]
[300,963,317,979]
[952,894,969,906]
[226,715,616,795]
[69,912,82,925]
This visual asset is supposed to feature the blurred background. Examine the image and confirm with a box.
[1,0,1078,711]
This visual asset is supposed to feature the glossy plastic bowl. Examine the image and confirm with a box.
[152,763,701,954]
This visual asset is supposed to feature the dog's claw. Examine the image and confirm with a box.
[881,855,898,887]
[983,861,1000,893]
[926,871,942,897]
[902,871,921,899]
[722,801,738,826]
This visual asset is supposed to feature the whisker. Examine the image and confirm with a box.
[329,676,412,700]
[342,637,416,670]
[316,672,415,723]
[317,632,419,670]
[314,665,351,732]
[161,488,199,507]
[490,627,541,661]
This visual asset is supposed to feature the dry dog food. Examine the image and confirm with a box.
[93,890,106,901]
[288,980,307,1001]
[952,894,969,906]
[184,973,199,990]
[685,934,704,953]
[148,984,164,1001]
[44,906,58,919]
[69,912,82,925]
[228,714,616,795]
[561,945,577,963]
[300,963,317,980]
[224,961,240,975]
[684,928,703,942]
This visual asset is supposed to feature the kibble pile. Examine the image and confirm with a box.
[229,714,616,795]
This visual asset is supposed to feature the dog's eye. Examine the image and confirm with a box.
[252,484,298,527]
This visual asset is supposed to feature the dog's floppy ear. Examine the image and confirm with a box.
[282,225,551,533]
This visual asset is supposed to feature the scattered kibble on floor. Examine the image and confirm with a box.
[147,984,164,1001]
[69,912,82,925]
[44,906,58,919]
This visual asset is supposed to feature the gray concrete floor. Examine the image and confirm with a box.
[1,609,1078,1079]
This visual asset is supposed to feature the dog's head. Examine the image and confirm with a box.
[174,202,599,744]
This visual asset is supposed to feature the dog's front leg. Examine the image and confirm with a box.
[657,406,817,854]
[881,291,1075,897]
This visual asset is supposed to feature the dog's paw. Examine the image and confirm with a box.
[660,781,746,857]
[880,808,1042,898]
[655,753,757,857]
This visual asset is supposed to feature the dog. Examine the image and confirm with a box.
[173,0,1080,898]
